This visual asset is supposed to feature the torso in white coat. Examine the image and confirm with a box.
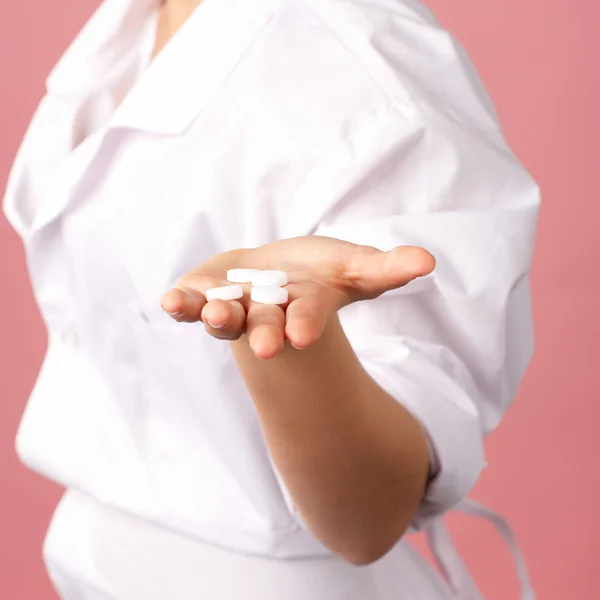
[3,0,539,598]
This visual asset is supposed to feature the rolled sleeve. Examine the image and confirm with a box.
[357,337,486,530]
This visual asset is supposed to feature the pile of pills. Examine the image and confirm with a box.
[205,269,289,305]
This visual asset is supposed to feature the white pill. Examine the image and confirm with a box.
[251,286,289,305]
[251,270,288,287]
[227,269,260,283]
[205,285,244,302]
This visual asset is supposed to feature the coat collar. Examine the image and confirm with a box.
[5,0,276,242]
[46,0,275,135]
[111,0,274,134]
[45,0,158,96]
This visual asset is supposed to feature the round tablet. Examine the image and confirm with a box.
[226,269,260,284]
[251,286,289,305]
[251,270,288,287]
[205,285,244,302]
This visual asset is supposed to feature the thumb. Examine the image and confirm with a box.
[353,245,435,299]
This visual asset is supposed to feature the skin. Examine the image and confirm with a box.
[161,237,435,564]
[152,0,204,59]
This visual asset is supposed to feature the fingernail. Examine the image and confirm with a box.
[168,311,181,316]
[208,321,224,329]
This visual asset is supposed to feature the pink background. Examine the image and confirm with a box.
[0,1,597,598]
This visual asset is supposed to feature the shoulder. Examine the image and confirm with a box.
[266,0,500,133]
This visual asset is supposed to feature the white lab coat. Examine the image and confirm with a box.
[3,0,539,598]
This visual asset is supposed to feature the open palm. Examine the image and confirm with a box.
[160,236,435,359]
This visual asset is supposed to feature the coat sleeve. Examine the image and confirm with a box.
[280,103,540,530]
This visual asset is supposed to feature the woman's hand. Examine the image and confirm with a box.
[162,235,435,560]
[160,236,435,359]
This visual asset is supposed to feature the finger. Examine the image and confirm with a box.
[352,245,435,298]
[162,274,243,322]
[161,285,208,322]
[201,299,247,340]
[246,303,286,359]
[285,295,331,350]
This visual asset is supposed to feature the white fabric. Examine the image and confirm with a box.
[426,500,536,600]
[44,489,453,600]
[3,0,540,598]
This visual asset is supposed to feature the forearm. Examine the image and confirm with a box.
[229,312,430,565]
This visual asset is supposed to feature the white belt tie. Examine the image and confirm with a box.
[426,499,535,600]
